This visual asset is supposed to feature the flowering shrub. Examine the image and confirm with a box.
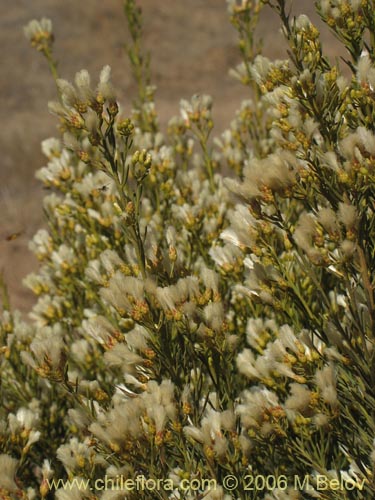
[2,0,375,498]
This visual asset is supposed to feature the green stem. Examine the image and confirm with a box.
[197,130,215,193]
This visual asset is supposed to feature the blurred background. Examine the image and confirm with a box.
[0,0,344,313]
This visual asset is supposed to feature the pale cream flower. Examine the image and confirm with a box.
[0,454,19,491]
[315,364,338,406]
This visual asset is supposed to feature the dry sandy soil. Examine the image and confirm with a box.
[0,0,345,314]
